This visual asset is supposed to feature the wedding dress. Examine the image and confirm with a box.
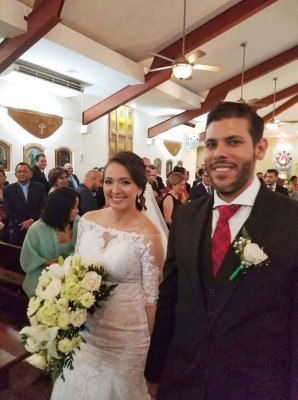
[51,218,163,400]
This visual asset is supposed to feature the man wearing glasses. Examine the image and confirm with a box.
[3,162,46,245]
[189,169,213,201]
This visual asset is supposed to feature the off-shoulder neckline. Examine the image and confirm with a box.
[81,218,144,237]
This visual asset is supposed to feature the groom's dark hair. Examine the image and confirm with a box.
[206,101,264,145]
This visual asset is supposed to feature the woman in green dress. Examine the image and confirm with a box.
[20,187,80,297]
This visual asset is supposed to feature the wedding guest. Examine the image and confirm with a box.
[145,101,298,400]
[142,157,168,254]
[75,169,102,215]
[51,151,164,400]
[64,163,80,189]
[264,169,288,196]
[20,187,80,297]
[31,153,49,194]
[48,166,69,193]
[289,175,298,201]
[160,172,185,228]
[3,162,46,245]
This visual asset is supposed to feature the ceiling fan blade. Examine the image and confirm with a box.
[192,64,223,72]
[149,52,174,63]
[148,65,173,72]
[279,120,298,124]
[186,49,206,64]
[247,98,268,107]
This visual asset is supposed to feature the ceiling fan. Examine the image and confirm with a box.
[266,77,298,130]
[147,0,223,80]
[234,42,264,106]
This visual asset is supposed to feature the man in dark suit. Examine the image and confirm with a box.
[75,169,101,215]
[192,166,204,187]
[264,168,289,196]
[189,169,212,201]
[3,162,46,245]
[31,153,49,194]
[64,163,80,189]
[145,102,298,400]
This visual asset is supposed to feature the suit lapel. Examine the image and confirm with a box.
[208,185,274,329]
[187,197,214,325]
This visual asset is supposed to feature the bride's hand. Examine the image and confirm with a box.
[146,380,159,399]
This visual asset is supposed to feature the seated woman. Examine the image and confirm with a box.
[48,166,69,193]
[20,187,80,297]
[160,172,185,228]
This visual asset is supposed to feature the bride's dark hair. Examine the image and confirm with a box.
[104,151,147,211]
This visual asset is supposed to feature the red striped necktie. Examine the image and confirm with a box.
[212,205,241,276]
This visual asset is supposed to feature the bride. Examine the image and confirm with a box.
[51,152,165,400]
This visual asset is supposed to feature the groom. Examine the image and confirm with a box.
[145,102,298,400]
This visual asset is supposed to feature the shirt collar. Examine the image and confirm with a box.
[213,175,260,208]
[18,181,30,189]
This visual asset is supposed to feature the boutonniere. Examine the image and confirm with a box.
[229,227,270,281]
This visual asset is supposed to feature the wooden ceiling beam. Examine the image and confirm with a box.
[255,83,298,109]
[148,46,298,137]
[263,95,298,123]
[83,0,277,125]
[0,0,65,74]
[148,88,228,138]
[150,0,277,70]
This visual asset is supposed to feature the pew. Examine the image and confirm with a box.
[0,241,28,329]
[0,241,30,389]
[0,321,28,389]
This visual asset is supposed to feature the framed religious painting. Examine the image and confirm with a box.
[166,159,173,176]
[0,140,11,171]
[55,147,72,166]
[154,158,162,175]
[23,143,45,167]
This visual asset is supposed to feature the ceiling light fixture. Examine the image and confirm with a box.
[172,60,192,80]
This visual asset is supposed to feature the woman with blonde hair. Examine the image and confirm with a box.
[160,172,185,228]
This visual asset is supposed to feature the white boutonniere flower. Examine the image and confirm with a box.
[229,228,270,281]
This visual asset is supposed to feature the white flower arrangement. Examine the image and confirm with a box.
[20,254,117,382]
[229,227,270,281]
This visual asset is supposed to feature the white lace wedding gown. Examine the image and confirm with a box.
[51,218,163,400]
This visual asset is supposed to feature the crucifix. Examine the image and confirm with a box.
[39,122,47,136]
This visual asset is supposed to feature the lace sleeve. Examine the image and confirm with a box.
[75,218,85,253]
[141,230,165,305]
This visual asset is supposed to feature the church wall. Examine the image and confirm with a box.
[0,80,198,184]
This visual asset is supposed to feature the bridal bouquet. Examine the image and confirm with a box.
[20,254,117,382]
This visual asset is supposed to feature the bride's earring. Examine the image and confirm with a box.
[137,195,141,204]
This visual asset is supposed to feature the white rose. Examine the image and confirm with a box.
[40,279,62,299]
[80,271,102,292]
[69,309,87,327]
[243,243,268,265]
[26,354,47,370]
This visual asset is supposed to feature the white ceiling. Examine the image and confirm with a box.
[1,0,298,137]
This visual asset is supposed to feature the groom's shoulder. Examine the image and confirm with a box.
[175,196,211,218]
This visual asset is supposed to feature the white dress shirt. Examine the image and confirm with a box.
[212,176,261,241]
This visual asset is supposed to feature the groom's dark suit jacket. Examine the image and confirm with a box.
[145,184,298,400]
